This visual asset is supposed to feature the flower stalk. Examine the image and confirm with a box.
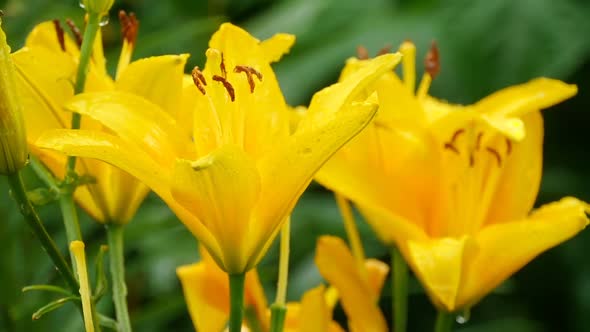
[6,172,79,293]
[392,246,408,332]
[70,240,100,332]
[107,223,132,332]
[434,310,454,332]
[228,273,245,332]
[270,218,291,332]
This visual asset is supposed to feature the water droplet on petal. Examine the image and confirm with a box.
[99,16,109,26]
[456,307,471,324]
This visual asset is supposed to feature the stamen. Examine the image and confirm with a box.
[234,65,263,93]
[376,44,392,56]
[450,128,465,143]
[53,19,66,52]
[505,138,512,155]
[356,45,369,60]
[475,132,483,150]
[220,53,227,78]
[212,75,235,102]
[65,19,83,47]
[118,11,139,46]
[444,143,459,154]
[425,41,440,79]
[191,66,207,95]
[485,147,502,166]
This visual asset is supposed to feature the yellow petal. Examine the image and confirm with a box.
[304,53,401,120]
[259,33,296,63]
[315,236,387,332]
[485,111,543,225]
[406,237,469,311]
[474,77,577,118]
[25,21,79,57]
[295,285,332,332]
[177,262,229,332]
[115,54,189,114]
[457,197,589,309]
[170,145,261,273]
[65,91,195,164]
[251,102,378,269]
[364,259,390,298]
[37,129,224,262]
[12,47,75,134]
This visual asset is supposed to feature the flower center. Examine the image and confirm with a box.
[190,51,263,102]
[435,125,515,237]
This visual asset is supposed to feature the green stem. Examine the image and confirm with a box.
[434,310,454,332]
[392,246,408,332]
[6,172,78,293]
[269,304,287,332]
[228,273,245,332]
[107,224,132,332]
[59,195,83,244]
[67,11,100,171]
[270,219,290,332]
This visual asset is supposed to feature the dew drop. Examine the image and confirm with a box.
[455,308,471,324]
[79,1,85,8]
[99,16,109,27]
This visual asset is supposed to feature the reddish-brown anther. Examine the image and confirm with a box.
[212,75,235,102]
[191,66,207,95]
[119,10,139,46]
[53,19,66,51]
[425,41,440,78]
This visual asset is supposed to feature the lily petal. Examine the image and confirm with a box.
[36,129,223,257]
[65,91,195,164]
[251,101,378,269]
[315,236,388,332]
[177,262,229,332]
[474,77,577,118]
[115,54,189,114]
[457,197,589,309]
[304,53,401,120]
[295,285,336,332]
[170,145,261,273]
[406,237,469,311]
[485,111,543,225]
[259,33,296,63]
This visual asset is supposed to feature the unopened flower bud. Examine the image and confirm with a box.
[80,0,114,16]
[0,19,27,175]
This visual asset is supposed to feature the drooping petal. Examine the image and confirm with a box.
[65,91,196,164]
[456,197,589,309]
[115,54,189,114]
[485,111,543,225]
[251,101,378,269]
[474,77,577,119]
[170,145,261,273]
[36,129,223,259]
[405,237,470,311]
[315,236,387,332]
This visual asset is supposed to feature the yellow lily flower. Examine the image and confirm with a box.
[315,42,589,311]
[177,237,388,332]
[11,16,187,224]
[37,23,402,273]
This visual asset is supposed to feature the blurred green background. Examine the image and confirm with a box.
[1,0,590,331]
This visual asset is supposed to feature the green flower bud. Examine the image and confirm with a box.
[80,0,114,16]
[0,19,27,175]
